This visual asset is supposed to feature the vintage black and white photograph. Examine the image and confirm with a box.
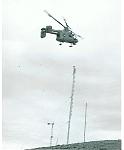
[2,0,121,150]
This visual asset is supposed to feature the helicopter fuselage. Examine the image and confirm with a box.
[41,26,78,45]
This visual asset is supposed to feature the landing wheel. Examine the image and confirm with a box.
[59,43,62,45]
[69,44,73,47]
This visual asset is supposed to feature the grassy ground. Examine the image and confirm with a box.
[25,140,121,150]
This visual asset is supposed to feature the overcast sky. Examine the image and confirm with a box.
[2,0,121,150]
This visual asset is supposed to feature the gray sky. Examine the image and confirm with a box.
[2,0,121,149]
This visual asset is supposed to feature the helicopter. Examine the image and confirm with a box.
[41,10,83,47]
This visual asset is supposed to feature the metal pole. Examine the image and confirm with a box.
[84,102,87,143]
[67,66,76,144]
[48,122,54,147]
[56,138,58,145]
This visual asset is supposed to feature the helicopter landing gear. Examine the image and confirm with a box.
[59,42,62,45]
[69,44,73,47]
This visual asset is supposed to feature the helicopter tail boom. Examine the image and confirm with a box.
[41,26,60,38]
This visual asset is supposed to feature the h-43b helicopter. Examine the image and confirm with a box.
[41,10,83,47]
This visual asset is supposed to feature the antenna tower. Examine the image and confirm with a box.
[48,122,54,147]
[67,66,76,144]
[84,102,87,143]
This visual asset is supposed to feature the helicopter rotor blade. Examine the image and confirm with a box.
[72,32,84,39]
[75,32,87,39]
[63,17,84,39]
[63,18,71,29]
[44,10,66,28]
[75,34,84,39]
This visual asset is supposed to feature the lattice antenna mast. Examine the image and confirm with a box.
[67,66,76,144]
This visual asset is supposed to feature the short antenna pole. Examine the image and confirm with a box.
[48,122,54,147]
[84,102,87,143]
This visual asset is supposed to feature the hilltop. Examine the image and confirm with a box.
[25,140,121,150]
